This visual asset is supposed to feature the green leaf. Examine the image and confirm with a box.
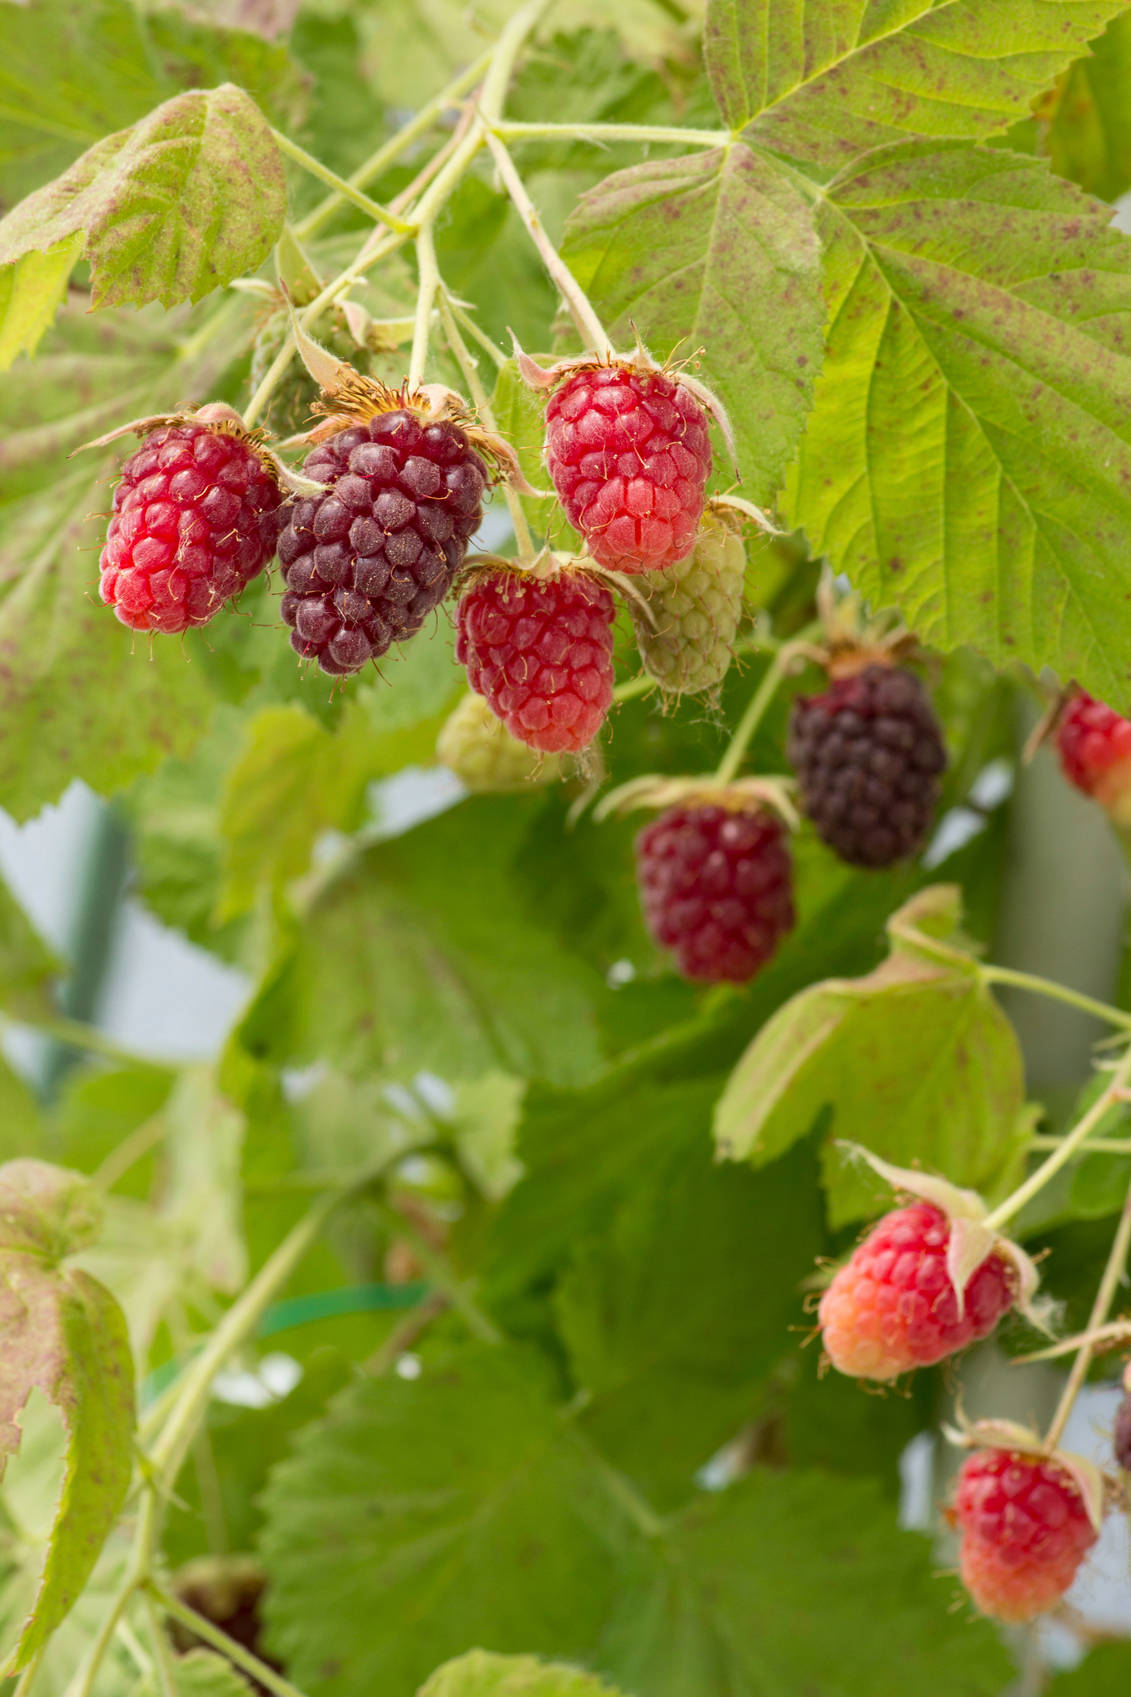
[1041,11,1131,200]
[714,887,1027,1225]
[0,1161,134,1672]
[132,1648,255,1697]
[783,142,1131,707]
[0,84,284,335]
[236,797,608,1089]
[258,1340,1012,1697]
[0,235,83,368]
[556,1135,822,1506]
[561,145,824,502]
[1048,1644,1131,1694]
[258,1344,638,1693]
[420,1651,629,1697]
[703,0,1128,170]
[0,874,61,1023]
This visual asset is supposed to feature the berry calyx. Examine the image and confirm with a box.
[787,663,946,868]
[631,508,745,696]
[635,800,794,984]
[1055,690,1131,825]
[98,413,283,634]
[543,362,713,573]
[436,693,563,791]
[953,1448,1100,1622]
[818,1202,1016,1381]
[455,562,616,754]
[278,401,488,676]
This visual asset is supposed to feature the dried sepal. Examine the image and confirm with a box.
[836,1145,1052,1331]
[70,401,321,498]
[943,1417,1110,1533]
[592,772,799,830]
[710,491,783,538]
[1016,1319,1131,1363]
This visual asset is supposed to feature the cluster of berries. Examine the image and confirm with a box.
[813,1159,1131,1624]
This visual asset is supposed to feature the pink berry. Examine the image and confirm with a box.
[635,803,794,985]
[1055,690,1131,822]
[278,410,487,677]
[99,423,282,633]
[954,1449,1098,1622]
[455,567,615,754]
[544,364,712,573]
[818,1202,1015,1381]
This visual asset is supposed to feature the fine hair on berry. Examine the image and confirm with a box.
[788,663,947,868]
[278,409,487,676]
[953,1449,1098,1622]
[544,364,712,574]
[455,567,615,754]
[99,422,282,634]
[818,1202,1016,1380]
[635,803,794,985]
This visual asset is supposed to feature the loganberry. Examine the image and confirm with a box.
[455,565,615,754]
[436,693,563,791]
[818,1202,1016,1381]
[99,420,282,634]
[631,509,744,695]
[1055,690,1131,824]
[635,802,794,985]
[544,363,712,574]
[953,1449,1099,1622]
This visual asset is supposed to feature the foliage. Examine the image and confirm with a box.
[1,2,1131,1695]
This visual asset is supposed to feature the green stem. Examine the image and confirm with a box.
[271,129,411,232]
[984,1044,1131,1231]
[449,298,508,368]
[437,289,535,554]
[1044,1177,1131,1451]
[713,642,798,786]
[374,1198,501,1344]
[294,50,493,240]
[13,1649,44,1697]
[980,964,1131,1034]
[147,1583,311,1697]
[483,131,612,356]
[612,672,656,704]
[408,223,441,389]
[1029,1135,1131,1153]
[141,1590,178,1697]
[492,119,731,147]
[4,1012,154,1073]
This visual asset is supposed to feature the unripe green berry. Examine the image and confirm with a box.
[631,509,745,695]
[437,694,562,792]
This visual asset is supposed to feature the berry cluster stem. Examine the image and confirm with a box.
[436,289,536,554]
[270,129,411,232]
[713,631,814,787]
[146,1583,310,1697]
[981,963,1131,1035]
[984,1043,1131,1232]
[1043,1176,1131,1452]
[492,119,732,147]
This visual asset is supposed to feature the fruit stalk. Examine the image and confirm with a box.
[714,632,813,786]
[1043,1175,1131,1451]
[146,1583,310,1697]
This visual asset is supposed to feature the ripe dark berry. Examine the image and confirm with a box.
[99,423,282,633]
[278,410,487,676]
[818,1202,1016,1381]
[455,568,615,754]
[1114,1389,1131,1472]
[635,803,794,984]
[787,664,946,868]
[954,1449,1098,1621]
[544,364,712,573]
[1056,690,1131,823]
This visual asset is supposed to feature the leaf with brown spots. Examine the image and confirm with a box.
[705,0,1129,174]
[0,1160,134,1674]
[560,145,824,503]
[784,141,1131,707]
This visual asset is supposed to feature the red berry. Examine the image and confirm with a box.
[954,1449,1098,1622]
[544,364,712,573]
[99,423,282,633]
[818,1203,1015,1381]
[455,567,615,754]
[1056,690,1131,822]
[787,664,946,868]
[635,803,794,985]
[278,410,487,676]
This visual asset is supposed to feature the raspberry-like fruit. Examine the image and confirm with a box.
[455,567,615,754]
[818,1202,1015,1380]
[954,1449,1098,1622]
[632,510,744,695]
[436,693,563,791]
[1114,1390,1131,1472]
[787,664,946,868]
[635,803,794,984]
[544,364,712,573]
[1055,690,1131,824]
[277,410,487,676]
[99,423,282,633]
